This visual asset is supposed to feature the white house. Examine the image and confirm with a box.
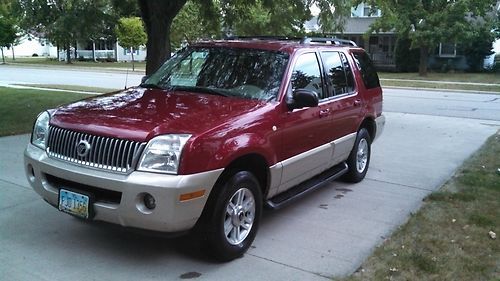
[2,35,58,58]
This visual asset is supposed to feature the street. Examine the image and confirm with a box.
[0,64,143,89]
[1,65,500,280]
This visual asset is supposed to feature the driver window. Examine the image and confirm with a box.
[290,53,324,100]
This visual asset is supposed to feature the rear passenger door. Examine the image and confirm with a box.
[319,51,361,164]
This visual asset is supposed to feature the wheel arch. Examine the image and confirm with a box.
[218,153,270,198]
[359,117,376,141]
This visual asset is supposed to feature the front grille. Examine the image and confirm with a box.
[46,126,146,173]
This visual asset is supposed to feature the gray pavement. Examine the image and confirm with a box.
[1,76,500,280]
[0,64,143,89]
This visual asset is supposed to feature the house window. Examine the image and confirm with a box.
[124,48,139,56]
[363,6,381,17]
[439,43,456,58]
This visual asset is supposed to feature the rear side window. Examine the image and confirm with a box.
[321,51,355,97]
[352,51,380,89]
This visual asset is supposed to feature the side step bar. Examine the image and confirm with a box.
[265,162,348,210]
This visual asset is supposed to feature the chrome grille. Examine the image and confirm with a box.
[46,126,146,173]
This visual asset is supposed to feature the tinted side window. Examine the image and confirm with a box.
[322,52,345,97]
[291,53,324,100]
[322,51,356,97]
[352,52,380,89]
[340,52,355,93]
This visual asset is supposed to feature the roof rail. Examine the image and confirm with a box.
[300,37,357,46]
[222,35,357,46]
[224,35,300,41]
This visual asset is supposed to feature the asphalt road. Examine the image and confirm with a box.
[0,64,143,89]
[1,66,500,280]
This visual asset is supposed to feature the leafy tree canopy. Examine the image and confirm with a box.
[363,0,498,75]
[16,0,115,62]
[140,0,355,74]
[115,17,147,50]
[0,0,20,63]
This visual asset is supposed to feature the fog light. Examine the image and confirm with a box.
[27,164,36,183]
[143,193,156,210]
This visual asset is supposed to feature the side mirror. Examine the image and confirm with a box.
[287,89,319,110]
[141,75,150,84]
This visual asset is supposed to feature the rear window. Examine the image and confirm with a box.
[352,52,380,89]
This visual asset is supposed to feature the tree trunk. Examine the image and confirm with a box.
[66,44,72,64]
[419,46,429,76]
[57,44,60,61]
[74,41,78,60]
[11,47,15,60]
[92,41,96,62]
[1,48,5,64]
[131,48,135,71]
[139,0,187,75]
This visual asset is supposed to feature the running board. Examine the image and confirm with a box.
[265,162,348,210]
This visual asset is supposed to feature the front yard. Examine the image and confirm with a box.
[0,87,95,136]
[337,132,500,281]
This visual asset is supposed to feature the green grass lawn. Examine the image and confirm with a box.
[14,84,120,94]
[0,87,96,136]
[337,131,500,281]
[3,56,145,71]
[379,72,500,93]
[379,72,500,84]
[380,80,500,93]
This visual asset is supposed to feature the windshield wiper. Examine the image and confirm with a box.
[140,83,164,90]
[172,86,230,97]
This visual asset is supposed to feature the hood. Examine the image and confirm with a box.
[50,87,268,142]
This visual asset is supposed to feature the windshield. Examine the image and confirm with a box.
[142,47,289,101]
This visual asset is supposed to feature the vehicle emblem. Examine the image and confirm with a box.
[76,140,91,157]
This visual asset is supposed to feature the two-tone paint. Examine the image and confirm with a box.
[24,40,384,232]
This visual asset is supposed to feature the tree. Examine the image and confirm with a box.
[115,17,147,71]
[0,0,19,63]
[138,0,355,75]
[461,22,496,72]
[170,1,219,49]
[17,0,114,63]
[364,0,497,76]
[0,17,17,63]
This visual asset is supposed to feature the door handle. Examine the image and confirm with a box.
[354,99,362,107]
[319,108,330,118]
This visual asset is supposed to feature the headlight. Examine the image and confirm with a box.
[31,111,50,150]
[137,134,191,174]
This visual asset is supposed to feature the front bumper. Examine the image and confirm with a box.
[24,143,223,232]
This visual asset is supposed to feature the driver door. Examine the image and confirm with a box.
[278,52,333,193]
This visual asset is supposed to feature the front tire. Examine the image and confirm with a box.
[199,171,262,261]
[343,128,371,183]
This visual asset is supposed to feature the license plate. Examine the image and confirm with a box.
[58,189,91,219]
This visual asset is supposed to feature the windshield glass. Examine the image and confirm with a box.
[142,47,290,101]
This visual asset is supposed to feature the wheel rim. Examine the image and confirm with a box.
[356,138,369,173]
[224,187,256,245]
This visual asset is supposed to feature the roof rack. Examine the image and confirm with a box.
[300,37,357,46]
[223,35,357,47]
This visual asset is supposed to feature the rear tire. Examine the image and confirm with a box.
[197,171,262,261]
[343,128,371,183]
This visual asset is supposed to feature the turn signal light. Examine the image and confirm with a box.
[179,190,206,202]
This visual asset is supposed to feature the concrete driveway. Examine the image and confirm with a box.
[1,87,499,280]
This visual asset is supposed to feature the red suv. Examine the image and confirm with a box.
[25,37,384,261]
